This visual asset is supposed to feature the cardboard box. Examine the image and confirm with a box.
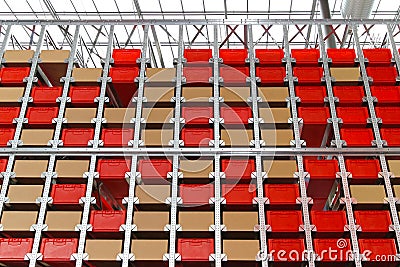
[179,159,213,178]
[39,50,70,86]
[388,160,400,177]
[64,108,97,123]
[13,160,48,178]
[72,68,102,83]
[7,185,43,204]
[1,211,37,231]
[85,239,122,261]
[45,211,81,231]
[141,129,173,146]
[263,160,297,179]
[259,107,291,124]
[131,240,168,260]
[55,160,89,178]
[261,129,293,146]
[0,87,25,103]
[142,108,174,124]
[179,211,214,231]
[135,185,170,204]
[146,68,176,82]
[20,129,54,146]
[223,212,258,231]
[133,211,169,231]
[223,240,259,261]
[182,87,213,102]
[3,50,34,64]
[350,185,387,204]
[258,87,289,104]
[220,87,249,102]
[104,108,135,124]
[143,87,175,102]
[40,50,70,63]
[221,129,253,146]
[393,185,400,199]
[330,67,360,83]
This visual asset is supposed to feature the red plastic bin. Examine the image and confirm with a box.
[97,158,131,178]
[0,107,20,125]
[346,159,381,179]
[336,107,369,127]
[296,86,327,106]
[304,159,338,199]
[371,86,400,105]
[221,158,255,179]
[101,128,134,147]
[50,184,86,205]
[293,67,324,85]
[0,158,7,172]
[220,66,249,84]
[256,67,286,85]
[184,49,212,63]
[90,210,126,232]
[221,106,252,124]
[26,107,58,125]
[264,184,300,205]
[112,49,141,66]
[219,49,248,65]
[0,238,33,263]
[222,184,256,205]
[292,49,320,66]
[255,49,284,66]
[0,128,15,147]
[183,66,212,84]
[180,184,213,205]
[40,238,78,265]
[109,67,139,83]
[358,239,397,263]
[367,67,398,85]
[333,86,365,106]
[31,86,62,105]
[61,128,94,147]
[298,107,331,147]
[68,86,100,106]
[182,106,212,125]
[0,67,30,85]
[138,158,172,178]
[177,238,214,261]
[363,48,392,66]
[181,128,213,147]
[355,211,392,233]
[381,128,400,146]
[314,239,351,261]
[327,48,356,66]
[375,107,400,126]
[311,211,347,233]
[341,128,374,147]
[268,239,305,262]
[266,211,303,232]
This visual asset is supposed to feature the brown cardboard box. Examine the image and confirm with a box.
[104,108,135,124]
[7,185,42,204]
[21,129,54,146]
[85,239,122,261]
[259,107,291,124]
[13,160,48,178]
[182,87,213,102]
[135,185,170,204]
[3,50,34,64]
[40,50,70,63]
[143,87,175,102]
[220,87,249,102]
[142,108,174,124]
[146,68,176,82]
[179,159,213,178]
[350,185,387,204]
[179,211,214,231]
[45,211,81,231]
[131,240,168,260]
[261,129,293,146]
[258,87,289,104]
[393,185,400,198]
[65,108,97,123]
[388,160,400,177]
[330,68,360,83]
[0,87,24,102]
[223,212,258,231]
[221,129,253,146]
[55,160,89,178]
[1,211,37,231]
[72,68,102,83]
[133,211,169,231]
[223,240,260,261]
[141,129,173,146]
[263,160,297,178]
[39,50,70,86]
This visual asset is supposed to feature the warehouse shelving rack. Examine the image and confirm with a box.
[0,19,400,267]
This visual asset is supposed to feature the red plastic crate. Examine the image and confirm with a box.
[0,158,7,172]
[367,67,398,85]
[138,158,172,178]
[359,239,397,262]
[50,184,86,205]
[183,66,212,84]
[221,159,255,179]
[293,67,324,85]
[40,238,78,262]
[181,128,213,147]
[0,128,15,147]
[346,159,381,179]
[90,210,126,232]
[101,128,134,147]
[61,128,94,147]
[327,48,356,66]
[355,211,391,233]
[292,49,320,66]
[336,107,369,127]
[220,66,249,84]
[266,211,303,232]
[268,239,305,262]
[31,86,62,105]
[304,159,339,178]
[296,86,327,106]
[255,49,284,66]
[112,49,141,66]
[363,48,392,66]
[298,107,331,147]
[314,239,351,261]
[219,49,248,65]
[222,184,256,205]
[184,49,212,63]
[311,211,347,233]
[177,238,214,261]
[26,107,58,125]
[182,106,212,125]
[68,86,100,106]
[333,86,365,106]
[0,67,30,85]
[381,128,400,146]
[264,184,300,205]
[97,158,131,178]
[256,67,286,85]
[0,107,20,125]
[180,184,213,205]
[371,86,400,105]
[341,128,374,147]
[220,106,252,124]
[0,238,33,262]
[375,107,400,126]
[110,67,139,83]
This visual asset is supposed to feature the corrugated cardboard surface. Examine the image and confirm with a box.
[40,50,70,63]
[72,68,102,82]
[7,185,43,204]
[131,240,168,260]
[135,185,170,204]
[223,240,259,261]
[85,239,122,260]
[350,185,386,204]
[330,67,360,82]
[221,129,253,146]
[65,108,97,123]
[179,211,214,231]
[142,108,174,124]
[259,108,291,124]
[220,87,249,102]
[143,87,174,102]
[258,87,288,103]
[3,50,34,63]
[182,87,213,102]
[141,129,173,146]
[1,211,37,231]
[104,108,135,124]
[45,211,81,231]
[13,160,48,177]
[21,129,54,146]
[0,87,25,102]
[223,212,258,231]
[180,160,213,178]
[55,160,89,178]
[388,160,400,177]
[261,129,293,146]
[146,68,176,82]
[133,211,169,231]
[263,160,297,178]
